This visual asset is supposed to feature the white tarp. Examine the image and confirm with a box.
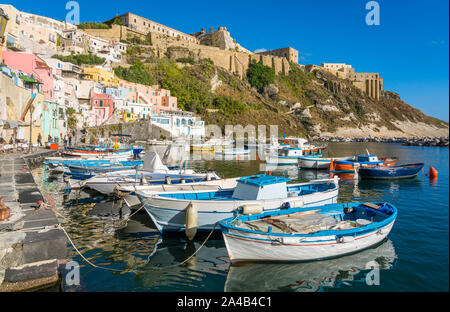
[143,150,169,172]
[162,144,186,167]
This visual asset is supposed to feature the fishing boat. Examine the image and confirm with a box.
[117,177,241,209]
[44,158,140,173]
[79,152,220,195]
[136,174,339,234]
[215,148,250,155]
[299,156,354,169]
[62,147,135,158]
[333,154,398,172]
[266,147,323,166]
[358,163,424,180]
[191,138,234,152]
[265,138,326,166]
[218,201,397,263]
[64,161,144,181]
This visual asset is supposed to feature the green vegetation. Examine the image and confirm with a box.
[246,61,275,92]
[126,36,152,45]
[212,96,247,116]
[114,60,157,86]
[111,17,123,26]
[52,53,105,66]
[78,22,110,29]
[66,107,77,129]
[176,57,195,65]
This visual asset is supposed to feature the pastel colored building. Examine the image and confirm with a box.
[121,112,136,122]
[118,79,178,115]
[41,100,60,141]
[82,67,119,87]
[2,51,54,101]
[91,93,114,126]
[150,111,205,138]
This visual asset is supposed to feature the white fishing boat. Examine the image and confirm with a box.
[191,138,234,152]
[218,202,397,263]
[299,156,355,169]
[136,174,339,235]
[118,178,240,208]
[79,152,220,195]
[214,148,250,155]
[265,138,326,166]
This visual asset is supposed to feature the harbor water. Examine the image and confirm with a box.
[32,143,449,292]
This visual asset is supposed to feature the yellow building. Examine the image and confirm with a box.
[82,67,120,87]
[121,112,136,122]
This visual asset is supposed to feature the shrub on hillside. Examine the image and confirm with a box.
[246,60,275,92]
[113,60,156,86]
[78,22,110,29]
[52,53,105,66]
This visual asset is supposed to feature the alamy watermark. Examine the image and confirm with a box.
[366,1,380,26]
[65,1,80,25]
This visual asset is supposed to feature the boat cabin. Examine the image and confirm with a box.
[356,155,379,162]
[232,174,291,200]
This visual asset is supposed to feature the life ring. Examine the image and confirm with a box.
[283,139,290,145]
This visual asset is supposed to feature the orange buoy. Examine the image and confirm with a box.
[329,159,334,171]
[268,171,272,176]
[429,165,438,178]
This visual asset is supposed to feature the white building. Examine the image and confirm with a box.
[150,111,205,138]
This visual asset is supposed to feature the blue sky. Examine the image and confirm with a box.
[8,0,449,121]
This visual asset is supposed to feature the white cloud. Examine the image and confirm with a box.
[253,48,267,53]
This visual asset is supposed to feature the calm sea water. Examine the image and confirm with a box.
[32,143,449,292]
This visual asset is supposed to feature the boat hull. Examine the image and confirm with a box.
[137,183,339,233]
[221,221,394,262]
[299,156,353,169]
[358,163,424,180]
[219,202,397,262]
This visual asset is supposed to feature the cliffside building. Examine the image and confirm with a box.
[319,63,383,100]
[256,47,299,64]
[105,13,199,44]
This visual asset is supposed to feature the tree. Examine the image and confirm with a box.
[112,17,123,26]
[246,60,275,92]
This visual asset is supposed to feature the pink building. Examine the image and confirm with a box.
[118,79,178,115]
[2,51,54,101]
[91,93,114,126]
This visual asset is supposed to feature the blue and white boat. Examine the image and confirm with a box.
[136,174,339,234]
[358,163,424,180]
[265,138,325,166]
[218,202,397,263]
[299,156,354,169]
[79,152,221,195]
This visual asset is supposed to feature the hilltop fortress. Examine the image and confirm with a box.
[80,12,382,100]
[79,13,297,78]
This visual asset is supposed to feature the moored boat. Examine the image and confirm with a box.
[358,163,424,179]
[136,174,339,234]
[218,202,397,263]
[299,156,354,169]
[334,154,398,172]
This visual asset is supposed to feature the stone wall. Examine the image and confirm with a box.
[82,25,294,79]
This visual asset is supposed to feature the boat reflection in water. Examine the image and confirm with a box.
[224,239,397,292]
[134,236,229,291]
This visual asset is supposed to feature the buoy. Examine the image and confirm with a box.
[329,159,334,171]
[429,166,438,178]
[185,202,198,241]
[267,171,272,176]
[241,204,264,215]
